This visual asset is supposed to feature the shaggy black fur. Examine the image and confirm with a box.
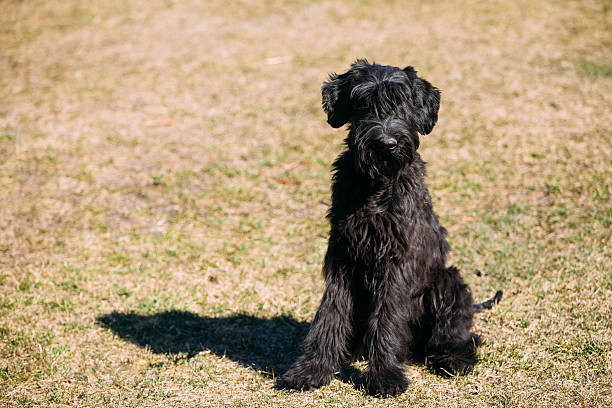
[280,60,501,397]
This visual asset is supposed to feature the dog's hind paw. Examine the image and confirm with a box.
[426,335,480,377]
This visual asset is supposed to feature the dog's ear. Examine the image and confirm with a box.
[321,71,352,128]
[403,66,440,135]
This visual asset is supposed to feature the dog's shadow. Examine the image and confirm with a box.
[96,311,316,379]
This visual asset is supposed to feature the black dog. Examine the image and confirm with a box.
[281,60,501,397]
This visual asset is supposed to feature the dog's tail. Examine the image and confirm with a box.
[473,290,503,313]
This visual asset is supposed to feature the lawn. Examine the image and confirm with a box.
[1,0,610,407]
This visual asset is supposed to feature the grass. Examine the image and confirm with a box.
[1,0,611,406]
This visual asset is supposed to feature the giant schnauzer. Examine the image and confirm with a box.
[281,59,501,397]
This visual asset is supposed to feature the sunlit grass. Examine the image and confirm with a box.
[1,0,611,406]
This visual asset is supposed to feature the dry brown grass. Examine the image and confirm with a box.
[1,0,611,407]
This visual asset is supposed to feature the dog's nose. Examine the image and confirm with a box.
[380,136,397,150]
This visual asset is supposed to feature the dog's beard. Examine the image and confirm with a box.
[352,147,403,180]
[351,125,416,181]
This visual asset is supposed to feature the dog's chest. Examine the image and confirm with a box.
[334,191,416,263]
[328,157,444,267]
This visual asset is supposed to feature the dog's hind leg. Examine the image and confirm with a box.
[280,254,353,391]
[424,266,480,377]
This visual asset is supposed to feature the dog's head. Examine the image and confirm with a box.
[322,59,440,179]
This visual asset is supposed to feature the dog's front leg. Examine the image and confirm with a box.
[280,254,353,391]
[363,273,410,397]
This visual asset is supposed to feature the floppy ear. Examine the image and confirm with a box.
[321,71,352,128]
[403,66,441,135]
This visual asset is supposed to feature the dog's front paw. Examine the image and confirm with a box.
[364,367,409,397]
[279,363,334,392]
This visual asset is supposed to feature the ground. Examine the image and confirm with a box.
[1,0,611,407]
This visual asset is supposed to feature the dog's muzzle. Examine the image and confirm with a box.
[362,124,398,153]
[359,118,407,152]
